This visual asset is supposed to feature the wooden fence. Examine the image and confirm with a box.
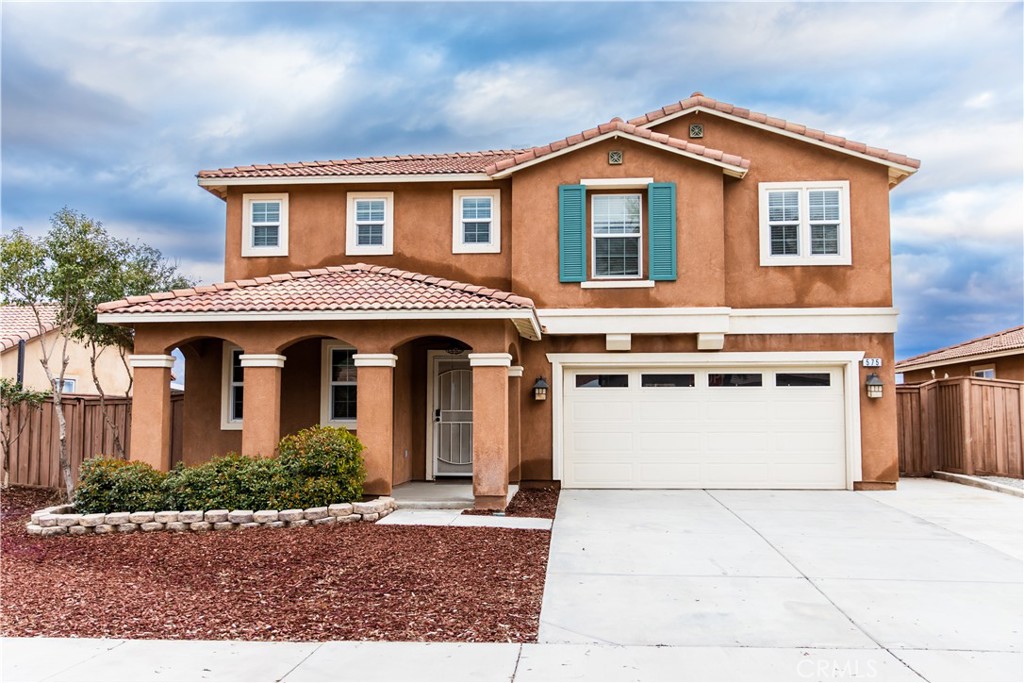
[2,393,184,489]
[897,377,1023,478]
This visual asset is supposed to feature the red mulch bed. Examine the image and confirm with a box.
[0,486,550,643]
[464,487,559,519]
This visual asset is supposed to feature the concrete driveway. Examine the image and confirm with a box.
[538,478,1023,681]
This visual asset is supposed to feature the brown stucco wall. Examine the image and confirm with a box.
[223,180,513,291]
[901,354,1024,383]
[650,113,894,309]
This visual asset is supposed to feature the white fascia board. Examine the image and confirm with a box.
[490,131,748,179]
[98,308,543,341]
[546,351,866,367]
[895,348,1023,374]
[538,308,732,335]
[729,307,899,335]
[537,306,898,336]
[638,106,919,177]
[197,173,494,189]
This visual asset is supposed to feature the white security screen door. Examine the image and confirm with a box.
[433,357,473,476]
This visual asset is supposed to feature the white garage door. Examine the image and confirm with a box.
[562,366,847,489]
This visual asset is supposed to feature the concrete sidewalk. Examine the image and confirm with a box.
[8,636,1023,681]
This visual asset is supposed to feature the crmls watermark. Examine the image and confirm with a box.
[797,657,880,679]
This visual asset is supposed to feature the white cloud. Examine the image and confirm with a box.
[893,182,1023,246]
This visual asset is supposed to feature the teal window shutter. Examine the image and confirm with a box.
[648,182,677,281]
[559,184,587,282]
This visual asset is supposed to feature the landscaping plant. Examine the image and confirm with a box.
[74,426,366,513]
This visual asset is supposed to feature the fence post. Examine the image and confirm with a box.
[920,381,934,475]
[960,378,975,475]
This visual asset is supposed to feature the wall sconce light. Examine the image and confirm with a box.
[865,373,883,399]
[532,376,549,401]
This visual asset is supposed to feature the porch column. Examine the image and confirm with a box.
[354,353,396,496]
[239,354,285,457]
[128,354,175,471]
[469,353,511,510]
[508,365,523,484]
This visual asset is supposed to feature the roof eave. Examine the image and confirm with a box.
[896,347,1024,373]
[196,172,496,190]
[97,308,542,341]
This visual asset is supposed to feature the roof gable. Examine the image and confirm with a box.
[630,93,920,186]
[484,118,749,179]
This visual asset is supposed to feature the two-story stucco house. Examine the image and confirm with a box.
[97,93,919,509]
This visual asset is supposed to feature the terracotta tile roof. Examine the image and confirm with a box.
[896,326,1024,370]
[96,264,535,315]
[483,118,750,176]
[628,92,921,170]
[1,304,60,353]
[198,150,524,180]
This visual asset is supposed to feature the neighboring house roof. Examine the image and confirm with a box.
[484,118,750,178]
[0,304,60,353]
[628,92,921,183]
[896,326,1024,373]
[97,264,541,340]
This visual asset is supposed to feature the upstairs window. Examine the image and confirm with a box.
[592,193,642,278]
[759,181,851,266]
[452,189,501,253]
[242,194,289,257]
[346,192,394,256]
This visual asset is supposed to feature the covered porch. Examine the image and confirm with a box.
[96,264,541,510]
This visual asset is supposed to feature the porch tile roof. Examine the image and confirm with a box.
[896,326,1024,370]
[96,264,535,315]
[1,304,59,353]
[628,92,921,170]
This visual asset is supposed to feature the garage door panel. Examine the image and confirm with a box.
[563,364,848,490]
[636,462,701,484]
[573,431,633,452]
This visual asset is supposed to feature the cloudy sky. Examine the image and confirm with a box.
[2,1,1021,359]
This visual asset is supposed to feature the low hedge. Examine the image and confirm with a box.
[74,425,366,514]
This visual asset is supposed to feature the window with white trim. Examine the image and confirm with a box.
[221,345,243,430]
[592,193,642,278]
[320,341,357,427]
[54,378,77,393]
[346,192,394,255]
[452,189,501,253]
[241,193,288,257]
[758,181,851,266]
[971,364,996,379]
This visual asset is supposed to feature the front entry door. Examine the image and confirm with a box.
[432,356,473,477]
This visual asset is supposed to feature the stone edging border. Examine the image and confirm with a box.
[26,497,397,537]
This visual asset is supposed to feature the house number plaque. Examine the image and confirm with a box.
[862,358,882,367]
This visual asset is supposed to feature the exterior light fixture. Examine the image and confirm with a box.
[532,376,549,401]
[865,373,883,399]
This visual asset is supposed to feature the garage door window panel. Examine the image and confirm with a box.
[575,374,629,388]
[641,373,695,388]
[776,372,831,387]
[708,373,763,387]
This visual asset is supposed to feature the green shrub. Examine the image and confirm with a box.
[74,426,366,513]
[277,425,365,504]
[163,453,284,511]
[75,457,170,514]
